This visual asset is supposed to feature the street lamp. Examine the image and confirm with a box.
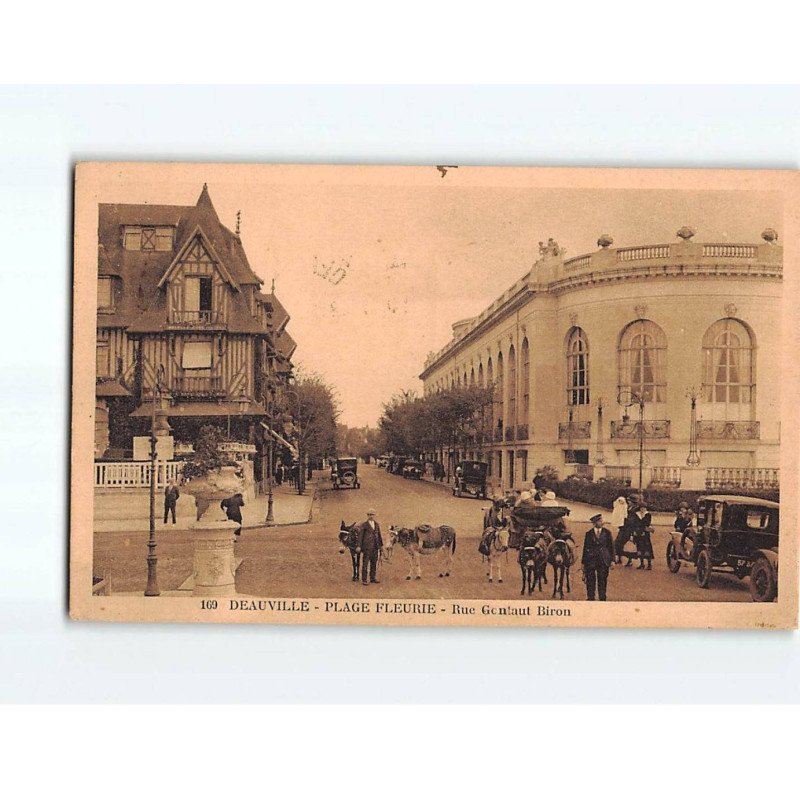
[263,382,275,525]
[145,364,169,597]
[686,385,701,466]
[595,396,606,465]
[618,388,645,493]
[284,381,305,496]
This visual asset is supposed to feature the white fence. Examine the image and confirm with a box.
[95,460,184,489]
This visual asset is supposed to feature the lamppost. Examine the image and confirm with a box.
[145,364,169,597]
[686,385,701,466]
[263,382,275,525]
[618,388,645,493]
[595,396,606,464]
[284,381,305,496]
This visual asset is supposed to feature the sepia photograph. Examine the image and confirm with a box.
[70,162,799,627]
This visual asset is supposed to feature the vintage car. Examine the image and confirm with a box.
[505,503,572,550]
[331,457,360,489]
[402,459,424,479]
[388,456,409,475]
[666,495,779,601]
[452,460,489,499]
[376,455,390,469]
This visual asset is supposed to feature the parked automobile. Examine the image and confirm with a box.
[331,457,360,489]
[666,495,779,601]
[402,459,424,479]
[452,460,489,499]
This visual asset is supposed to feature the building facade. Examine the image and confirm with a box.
[95,185,295,483]
[419,228,782,492]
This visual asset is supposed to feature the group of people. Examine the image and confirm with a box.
[274,461,301,488]
[609,495,656,570]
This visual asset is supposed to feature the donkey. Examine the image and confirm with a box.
[479,526,511,583]
[390,524,457,580]
[338,521,361,582]
[518,530,550,595]
[547,537,576,599]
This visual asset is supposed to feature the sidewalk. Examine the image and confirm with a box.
[94,478,317,533]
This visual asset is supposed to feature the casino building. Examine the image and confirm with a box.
[419,228,782,493]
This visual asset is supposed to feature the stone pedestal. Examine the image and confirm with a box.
[191,525,237,597]
[184,466,246,597]
[681,466,707,491]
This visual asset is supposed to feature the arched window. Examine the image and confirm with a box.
[470,367,475,385]
[478,362,484,387]
[566,327,590,406]
[508,344,517,430]
[618,320,667,403]
[702,319,755,419]
[521,337,530,424]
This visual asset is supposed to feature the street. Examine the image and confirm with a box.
[95,463,752,602]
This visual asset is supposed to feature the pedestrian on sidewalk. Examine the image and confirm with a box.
[163,480,180,525]
[611,495,629,564]
[274,463,284,486]
[221,492,245,538]
[581,513,615,601]
[355,509,383,585]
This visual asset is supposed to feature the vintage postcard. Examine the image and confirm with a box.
[70,162,799,628]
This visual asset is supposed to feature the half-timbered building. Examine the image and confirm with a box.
[95,185,295,477]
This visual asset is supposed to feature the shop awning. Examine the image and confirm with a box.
[261,422,298,457]
[130,401,267,418]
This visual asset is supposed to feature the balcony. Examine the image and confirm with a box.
[165,309,227,330]
[610,419,670,439]
[558,421,591,440]
[696,420,760,440]
[172,375,225,400]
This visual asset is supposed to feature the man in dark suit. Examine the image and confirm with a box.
[163,480,180,525]
[356,509,383,585]
[581,513,615,601]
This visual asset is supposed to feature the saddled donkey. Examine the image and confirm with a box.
[390,524,457,580]
[338,521,361,582]
[479,526,511,583]
[518,530,550,594]
[547,537,576,599]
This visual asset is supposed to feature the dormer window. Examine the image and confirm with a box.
[97,277,114,311]
[123,226,174,251]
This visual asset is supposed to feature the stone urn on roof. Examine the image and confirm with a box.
[676,226,696,241]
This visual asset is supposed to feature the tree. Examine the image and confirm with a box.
[281,373,340,491]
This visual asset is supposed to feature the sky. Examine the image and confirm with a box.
[88,164,782,427]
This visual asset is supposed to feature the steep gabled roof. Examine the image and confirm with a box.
[259,292,290,333]
[98,185,266,332]
[157,225,240,291]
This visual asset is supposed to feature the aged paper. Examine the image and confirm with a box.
[70,163,799,628]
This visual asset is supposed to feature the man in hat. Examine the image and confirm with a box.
[356,509,383,585]
[581,513,615,600]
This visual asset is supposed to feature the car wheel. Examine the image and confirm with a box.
[749,558,777,602]
[666,541,681,573]
[696,548,712,589]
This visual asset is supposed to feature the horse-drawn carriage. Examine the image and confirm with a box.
[331,457,360,489]
[452,460,488,499]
